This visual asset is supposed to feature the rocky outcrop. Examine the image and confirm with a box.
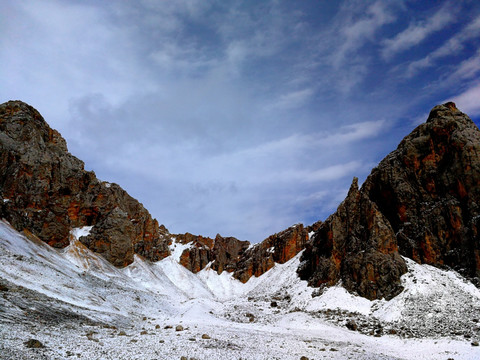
[0,100,171,266]
[233,224,309,282]
[176,233,250,275]
[363,102,480,282]
[298,178,407,300]
[176,233,215,273]
[299,102,480,299]
[175,225,309,283]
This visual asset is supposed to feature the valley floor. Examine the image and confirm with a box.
[1,221,479,360]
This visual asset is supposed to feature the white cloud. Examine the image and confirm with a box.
[267,88,315,110]
[332,1,396,66]
[405,15,480,76]
[451,82,480,117]
[449,49,480,80]
[382,4,456,59]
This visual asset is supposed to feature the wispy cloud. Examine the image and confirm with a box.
[451,82,480,117]
[405,15,480,77]
[266,88,315,110]
[382,4,456,60]
[332,1,396,66]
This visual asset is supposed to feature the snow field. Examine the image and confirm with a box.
[1,220,480,359]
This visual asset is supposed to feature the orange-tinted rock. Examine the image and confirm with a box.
[172,225,308,282]
[298,178,407,300]
[299,103,480,299]
[364,103,480,283]
[233,224,309,283]
[0,100,171,266]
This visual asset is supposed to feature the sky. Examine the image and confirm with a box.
[1,0,480,243]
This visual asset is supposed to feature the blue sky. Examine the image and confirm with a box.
[1,0,480,242]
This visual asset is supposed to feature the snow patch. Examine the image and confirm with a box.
[70,226,93,240]
[169,241,191,262]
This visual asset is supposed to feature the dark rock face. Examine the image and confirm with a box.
[299,102,480,299]
[0,100,171,266]
[176,233,215,273]
[364,102,480,282]
[298,178,407,300]
[176,233,250,275]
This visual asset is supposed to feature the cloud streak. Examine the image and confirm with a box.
[404,14,480,77]
[382,4,456,59]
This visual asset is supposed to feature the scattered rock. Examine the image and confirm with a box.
[472,341,479,346]
[201,334,211,339]
[24,339,44,348]
[270,301,278,308]
[346,319,357,331]
[176,325,184,332]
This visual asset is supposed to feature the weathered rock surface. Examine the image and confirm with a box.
[0,100,171,266]
[299,102,480,299]
[364,102,480,283]
[298,178,407,300]
[176,226,309,283]
[233,224,309,282]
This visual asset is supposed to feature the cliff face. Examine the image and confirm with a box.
[299,102,480,299]
[364,102,480,281]
[0,101,171,266]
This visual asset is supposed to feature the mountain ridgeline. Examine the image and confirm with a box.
[0,100,479,300]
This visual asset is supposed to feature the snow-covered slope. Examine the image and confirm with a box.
[1,219,479,360]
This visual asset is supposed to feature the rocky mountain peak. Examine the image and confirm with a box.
[299,102,480,299]
[0,100,171,266]
[0,100,68,153]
